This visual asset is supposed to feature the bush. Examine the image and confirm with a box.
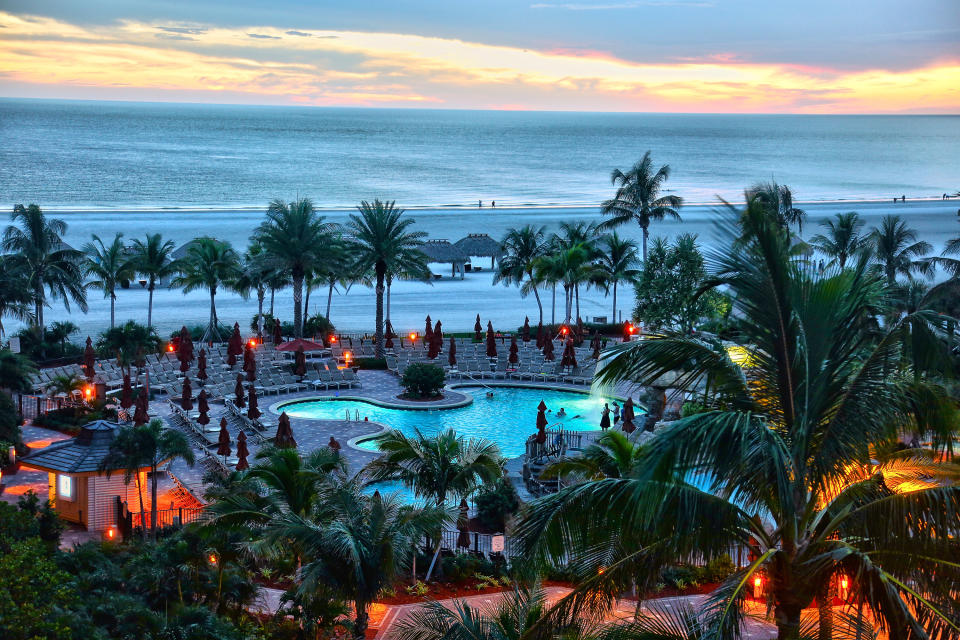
[354,357,387,370]
[441,554,502,582]
[303,314,335,339]
[32,406,117,435]
[0,391,23,449]
[701,554,735,583]
[473,478,520,532]
[400,363,445,398]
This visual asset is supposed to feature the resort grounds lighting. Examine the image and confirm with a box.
[104,525,119,541]
[248,339,256,348]
[753,575,763,598]
[208,553,218,565]
[409,332,417,341]
[167,343,175,352]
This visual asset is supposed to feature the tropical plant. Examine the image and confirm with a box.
[82,233,134,329]
[493,225,550,324]
[746,180,806,234]
[810,212,868,269]
[348,200,427,358]
[232,242,275,337]
[534,244,595,325]
[400,362,446,398]
[542,430,646,481]
[0,349,37,393]
[869,214,932,286]
[254,198,334,338]
[595,232,641,324]
[384,244,432,324]
[366,428,503,580]
[44,372,85,399]
[46,321,78,357]
[517,200,960,640]
[130,233,180,329]
[97,321,161,375]
[0,255,32,336]
[2,204,88,338]
[633,233,717,333]
[599,151,683,261]
[173,237,240,342]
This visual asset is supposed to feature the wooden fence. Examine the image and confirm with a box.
[115,497,207,537]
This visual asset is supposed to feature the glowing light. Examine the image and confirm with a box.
[839,575,849,599]
[330,335,337,343]
[248,339,256,347]
[84,387,93,399]
[726,345,753,367]
[208,554,218,565]
[561,326,568,335]
[104,525,118,540]
[753,575,764,598]
[167,344,175,352]
[409,333,417,341]
[344,351,352,362]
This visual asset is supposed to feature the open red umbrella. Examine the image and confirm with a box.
[486,321,497,358]
[120,373,133,410]
[457,498,471,549]
[621,397,636,433]
[425,315,433,344]
[474,314,483,342]
[84,336,96,380]
[509,334,519,364]
[448,337,457,367]
[235,430,249,471]
[273,317,283,345]
[243,342,257,382]
[543,337,555,361]
[521,317,531,342]
[181,377,194,411]
[234,374,246,408]
[560,338,577,368]
[197,389,210,426]
[197,348,208,384]
[294,346,306,378]
[247,384,261,420]
[133,384,149,426]
[535,400,548,444]
[536,322,545,349]
[275,412,297,449]
[217,417,231,459]
[227,323,243,366]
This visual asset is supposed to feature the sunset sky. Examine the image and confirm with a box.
[1,0,957,113]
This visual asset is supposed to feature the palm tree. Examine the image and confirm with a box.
[384,246,432,325]
[47,320,78,357]
[809,212,867,269]
[516,202,960,640]
[494,225,550,324]
[746,181,807,234]
[269,478,446,640]
[173,238,240,342]
[2,204,87,337]
[595,233,641,324]
[365,428,503,581]
[542,430,646,481]
[83,233,134,330]
[254,198,333,338]
[0,256,32,336]
[0,350,37,394]
[232,242,274,337]
[533,244,595,325]
[869,214,932,286]
[600,152,683,261]
[348,200,427,358]
[97,321,161,375]
[130,234,179,329]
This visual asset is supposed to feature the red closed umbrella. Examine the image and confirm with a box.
[535,400,548,444]
[591,333,602,359]
[536,322,545,349]
[425,315,433,344]
[576,317,584,345]
[448,337,457,367]
[227,323,243,366]
[217,417,231,458]
[235,430,250,471]
[178,326,194,373]
[294,346,306,378]
[427,321,440,359]
[133,382,149,426]
[197,389,210,426]
[181,377,194,411]
[621,397,636,433]
[474,314,482,342]
[509,335,519,364]
[234,374,246,408]
[120,374,133,410]
[385,320,395,349]
[433,320,443,354]
[134,346,146,373]
[197,348,208,384]
[273,317,283,345]
[457,499,471,549]
[275,412,297,449]
[243,343,257,382]
[247,384,261,420]
[84,336,96,380]
[486,321,497,358]
[560,338,577,369]
[543,337,555,361]
[521,317,531,342]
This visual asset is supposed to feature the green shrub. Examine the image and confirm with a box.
[680,401,709,417]
[32,406,117,435]
[473,478,519,532]
[303,314,335,339]
[400,363,445,398]
[354,357,387,370]
[660,564,699,589]
[701,554,735,583]
[441,554,501,582]
[0,391,23,449]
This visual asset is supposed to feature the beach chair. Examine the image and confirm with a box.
[342,368,361,388]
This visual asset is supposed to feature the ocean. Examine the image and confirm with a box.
[1,99,958,337]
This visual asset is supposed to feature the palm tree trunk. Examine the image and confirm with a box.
[612,281,618,323]
[207,289,217,341]
[564,285,573,324]
[304,284,311,319]
[110,292,116,329]
[326,279,334,319]
[269,287,275,315]
[386,278,392,323]
[642,226,649,263]
[135,470,145,537]
[292,268,304,339]
[375,265,385,359]
[257,288,265,336]
[147,283,155,328]
[354,601,369,640]
[531,282,543,324]
[551,284,556,324]
[151,462,159,540]
[817,579,834,640]
[575,284,580,321]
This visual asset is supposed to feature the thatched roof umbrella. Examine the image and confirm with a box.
[247,384,261,420]
[275,412,297,449]
[133,379,149,426]
[536,322,545,349]
[420,240,468,278]
[294,346,307,378]
[227,323,243,366]
[84,336,96,380]
[197,348,208,384]
[543,337,555,361]
[181,377,194,411]
[120,374,133,410]
[486,321,497,358]
[474,315,483,342]
[454,233,503,269]
[448,337,457,367]
[457,498,471,549]
[509,334,519,364]
[217,418,231,461]
[560,338,577,369]
[521,317,531,342]
[234,374,246,408]
[621,397,636,433]
[273,317,283,345]
[197,389,210,426]
[535,400,548,444]
[425,315,433,344]
[235,430,249,471]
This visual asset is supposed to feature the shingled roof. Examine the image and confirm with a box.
[20,420,152,474]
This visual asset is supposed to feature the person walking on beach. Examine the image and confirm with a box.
[492,200,496,207]
[478,199,483,208]
[600,403,611,431]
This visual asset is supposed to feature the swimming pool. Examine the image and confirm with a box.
[279,385,641,458]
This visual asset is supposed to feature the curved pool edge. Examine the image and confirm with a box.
[448,381,638,406]
[345,422,392,454]
[268,392,474,416]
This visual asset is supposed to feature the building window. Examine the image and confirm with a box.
[58,474,73,500]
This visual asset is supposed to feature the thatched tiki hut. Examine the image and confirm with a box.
[420,240,469,279]
[455,233,503,269]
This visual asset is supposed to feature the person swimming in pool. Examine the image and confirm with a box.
[557,408,567,418]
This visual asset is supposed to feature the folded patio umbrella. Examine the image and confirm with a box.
[560,338,577,369]
[178,326,193,373]
[535,400,548,444]
[575,316,584,345]
[227,323,243,366]
[196,389,210,426]
[509,335,519,364]
[474,314,483,342]
[433,320,443,351]
[244,343,257,382]
[486,321,497,358]
[234,374,246,408]
[543,337,555,361]
[521,317,531,342]
[84,336,96,380]
[425,315,433,344]
[448,337,457,367]
[457,499,471,549]
[247,384,261,420]
[181,377,194,411]
[275,412,297,449]
[120,374,133,410]
[536,322,545,349]
[133,374,150,426]
[217,418,231,457]
[273,317,283,345]
[294,346,307,378]
[235,430,249,471]
[197,348,208,384]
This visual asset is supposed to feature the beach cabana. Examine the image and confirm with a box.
[19,420,166,531]
[420,240,468,279]
[454,233,503,269]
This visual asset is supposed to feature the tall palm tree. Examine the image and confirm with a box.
[97,321,161,375]
[2,204,87,337]
[348,200,427,358]
[173,237,240,342]
[83,233,134,330]
[534,244,595,325]
[365,428,503,581]
[0,350,36,394]
[516,201,960,640]
[600,152,683,262]
[595,232,641,323]
[869,214,932,286]
[746,181,807,234]
[130,233,179,329]
[254,198,333,338]
[269,478,446,640]
[383,245,432,325]
[809,212,867,269]
[494,225,550,324]
[0,256,32,336]
[47,320,78,357]
[232,242,274,337]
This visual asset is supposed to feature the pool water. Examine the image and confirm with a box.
[281,386,640,458]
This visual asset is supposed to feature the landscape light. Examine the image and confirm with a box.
[627,324,636,334]
[248,339,256,348]
[409,332,417,341]
[167,344,175,352]
[84,387,93,400]
[839,575,849,599]
[208,553,218,565]
[330,335,337,343]
[753,575,763,598]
